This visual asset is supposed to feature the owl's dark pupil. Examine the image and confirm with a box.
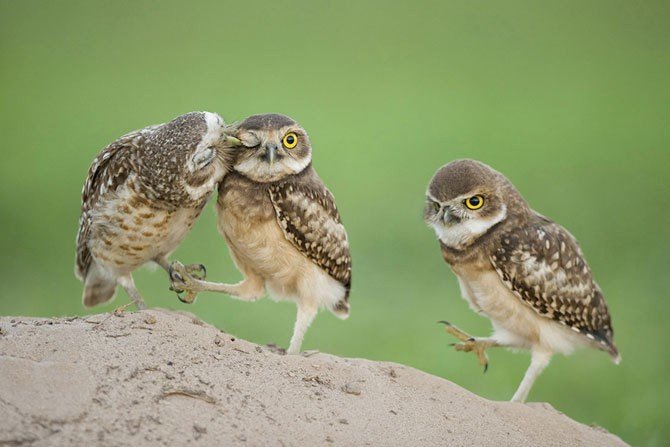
[469,197,480,206]
[287,136,294,144]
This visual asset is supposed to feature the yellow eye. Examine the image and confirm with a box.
[464,195,485,210]
[282,132,298,149]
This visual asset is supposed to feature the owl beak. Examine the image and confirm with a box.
[222,135,242,147]
[264,144,277,166]
[443,206,459,224]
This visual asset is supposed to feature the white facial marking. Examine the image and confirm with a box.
[234,125,311,182]
[184,112,226,200]
[432,204,507,249]
[187,112,224,173]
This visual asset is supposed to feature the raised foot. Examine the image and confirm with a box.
[439,320,494,373]
[169,261,207,304]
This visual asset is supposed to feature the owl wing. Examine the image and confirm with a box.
[489,213,617,355]
[74,126,159,280]
[268,170,352,297]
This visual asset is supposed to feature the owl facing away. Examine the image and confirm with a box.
[169,113,351,354]
[424,159,619,402]
[75,111,240,309]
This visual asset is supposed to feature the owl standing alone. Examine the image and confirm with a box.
[170,113,351,354]
[75,112,239,309]
[424,159,619,402]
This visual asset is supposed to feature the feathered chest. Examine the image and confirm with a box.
[216,179,276,241]
[215,171,352,291]
[90,183,207,263]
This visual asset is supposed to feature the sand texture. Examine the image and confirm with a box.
[0,309,627,446]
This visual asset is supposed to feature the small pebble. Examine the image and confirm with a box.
[341,383,361,395]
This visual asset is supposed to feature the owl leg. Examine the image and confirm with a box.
[287,304,318,355]
[439,321,500,372]
[511,349,552,403]
[168,261,264,304]
[117,274,147,310]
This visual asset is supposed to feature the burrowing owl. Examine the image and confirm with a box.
[424,159,619,402]
[169,113,351,354]
[75,111,240,309]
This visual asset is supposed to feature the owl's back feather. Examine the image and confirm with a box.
[74,126,156,281]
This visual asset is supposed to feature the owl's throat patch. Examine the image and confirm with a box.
[434,205,507,250]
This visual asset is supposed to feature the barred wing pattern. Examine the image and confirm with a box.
[74,127,156,279]
[268,176,351,298]
[489,216,617,355]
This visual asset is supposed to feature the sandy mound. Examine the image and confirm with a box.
[0,309,626,446]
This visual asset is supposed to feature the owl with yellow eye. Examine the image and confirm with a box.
[169,113,352,355]
[424,159,619,402]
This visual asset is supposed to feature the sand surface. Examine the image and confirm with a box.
[0,309,626,446]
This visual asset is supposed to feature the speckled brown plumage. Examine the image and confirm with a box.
[75,111,234,308]
[425,159,619,402]
[168,113,351,355]
[490,215,616,355]
[268,168,351,298]
[76,128,141,280]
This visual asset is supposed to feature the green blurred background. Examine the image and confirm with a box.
[1,1,668,444]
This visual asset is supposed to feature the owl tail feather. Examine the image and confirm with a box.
[609,346,622,365]
[330,299,350,320]
[601,337,621,365]
[82,266,117,308]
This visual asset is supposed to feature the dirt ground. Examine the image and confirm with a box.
[0,309,627,446]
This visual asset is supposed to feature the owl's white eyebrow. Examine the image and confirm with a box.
[426,193,441,203]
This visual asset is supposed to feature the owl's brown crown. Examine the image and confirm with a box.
[236,113,296,131]
[429,159,503,200]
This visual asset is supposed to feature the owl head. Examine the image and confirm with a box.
[139,111,240,203]
[229,113,312,182]
[424,159,526,250]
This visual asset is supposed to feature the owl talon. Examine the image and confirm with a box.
[176,290,198,304]
[169,261,201,304]
[452,339,490,372]
[438,320,474,342]
[184,263,207,281]
[169,262,184,283]
[440,321,492,372]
